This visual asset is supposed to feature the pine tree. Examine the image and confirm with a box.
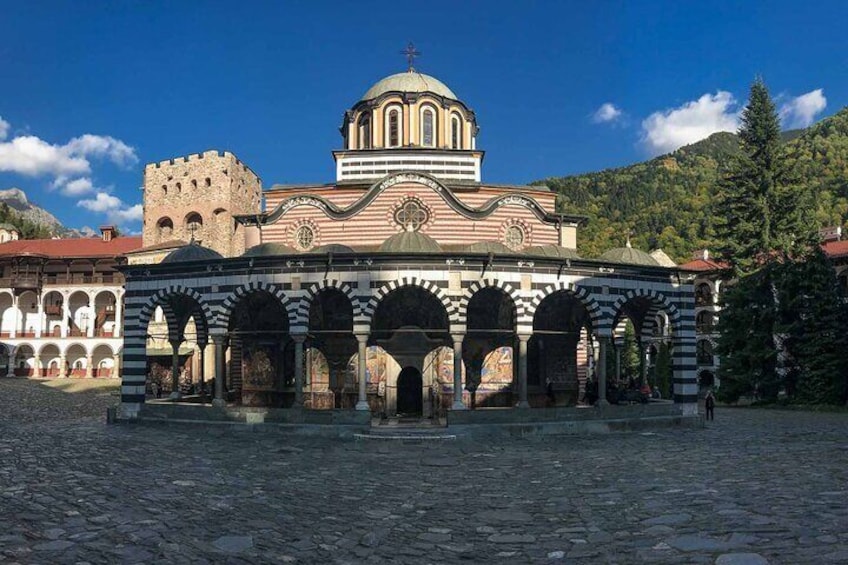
[779,248,848,404]
[713,78,816,401]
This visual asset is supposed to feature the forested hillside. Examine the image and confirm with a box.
[538,107,848,263]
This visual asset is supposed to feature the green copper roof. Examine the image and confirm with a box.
[524,244,581,260]
[162,242,224,264]
[464,241,513,254]
[379,230,442,253]
[598,245,660,267]
[243,242,298,257]
[362,72,457,101]
[312,244,356,254]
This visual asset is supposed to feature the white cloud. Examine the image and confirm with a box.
[0,117,137,178]
[641,91,740,155]
[62,177,95,196]
[593,103,623,123]
[780,89,826,129]
[77,192,142,223]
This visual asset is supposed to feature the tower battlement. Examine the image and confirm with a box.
[142,150,262,258]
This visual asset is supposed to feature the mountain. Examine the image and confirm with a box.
[0,188,65,238]
[537,107,848,263]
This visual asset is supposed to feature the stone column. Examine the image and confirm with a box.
[212,335,226,407]
[35,294,44,339]
[112,353,121,379]
[292,333,306,408]
[169,338,182,400]
[355,334,369,411]
[597,337,609,406]
[113,296,123,338]
[451,334,466,410]
[198,344,206,396]
[86,294,95,338]
[5,346,16,378]
[32,355,41,378]
[10,295,18,339]
[85,354,93,379]
[516,334,530,408]
[58,354,67,379]
[615,346,621,381]
[61,297,70,338]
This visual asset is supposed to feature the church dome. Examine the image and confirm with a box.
[162,242,224,264]
[599,243,660,267]
[243,242,298,257]
[379,230,442,253]
[312,243,356,254]
[525,245,581,260]
[362,72,457,101]
[464,241,513,254]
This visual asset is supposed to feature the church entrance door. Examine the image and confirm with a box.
[396,366,423,416]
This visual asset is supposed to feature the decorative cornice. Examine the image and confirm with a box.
[240,171,582,227]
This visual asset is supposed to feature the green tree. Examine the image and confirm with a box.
[713,79,816,401]
[778,247,848,404]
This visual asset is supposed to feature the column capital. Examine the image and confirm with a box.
[291,333,307,344]
[211,333,227,346]
[354,332,369,345]
[517,333,532,343]
[451,333,465,345]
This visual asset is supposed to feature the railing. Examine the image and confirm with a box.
[42,274,124,286]
[45,305,62,315]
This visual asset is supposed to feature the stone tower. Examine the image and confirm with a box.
[142,150,262,257]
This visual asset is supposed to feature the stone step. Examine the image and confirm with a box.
[353,431,457,441]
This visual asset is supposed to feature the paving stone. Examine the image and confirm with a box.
[212,535,253,553]
[715,553,770,565]
[2,379,847,563]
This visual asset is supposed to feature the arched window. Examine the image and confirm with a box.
[387,108,400,147]
[185,213,203,239]
[421,107,436,147]
[697,340,714,366]
[358,115,371,149]
[696,311,715,333]
[451,113,462,149]
[695,283,713,306]
[157,217,173,240]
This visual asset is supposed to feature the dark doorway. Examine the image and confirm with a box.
[397,367,423,416]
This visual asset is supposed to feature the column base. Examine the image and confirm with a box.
[355,400,370,411]
[515,400,530,409]
[595,399,610,407]
[451,400,467,411]
[211,398,226,408]
[5,373,14,379]
[168,391,182,400]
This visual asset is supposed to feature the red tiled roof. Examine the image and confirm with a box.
[0,236,143,259]
[822,240,848,259]
[679,258,726,271]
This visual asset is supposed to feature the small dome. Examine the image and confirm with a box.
[464,241,513,254]
[525,245,581,260]
[243,242,298,257]
[362,72,457,101]
[599,244,660,267]
[379,231,442,253]
[312,244,356,254]
[162,242,223,264]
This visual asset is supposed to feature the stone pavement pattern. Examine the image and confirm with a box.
[1,379,847,564]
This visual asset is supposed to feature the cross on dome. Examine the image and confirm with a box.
[400,42,421,72]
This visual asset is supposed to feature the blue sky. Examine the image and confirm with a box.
[1,1,846,233]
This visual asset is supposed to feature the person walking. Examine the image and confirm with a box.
[704,389,716,421]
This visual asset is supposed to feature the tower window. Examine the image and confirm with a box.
[185,213,203,239]
[451,114,462,149]
[358,115,371,149]
[388,109,399,147]
[422,108,435,147]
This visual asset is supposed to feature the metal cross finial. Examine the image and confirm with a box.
[401,42,421,72]
[187,222,199,242]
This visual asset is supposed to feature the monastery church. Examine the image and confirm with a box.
[117,58,698,422]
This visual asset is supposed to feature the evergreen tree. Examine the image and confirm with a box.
[779,247,848,404]
[654,342,672,399]
[713,78,816,401]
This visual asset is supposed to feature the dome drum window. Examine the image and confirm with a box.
[387,107,401,147]
[421,107,436,147]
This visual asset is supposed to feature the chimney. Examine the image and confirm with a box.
[692,249,709,261]
[100,225,117,242]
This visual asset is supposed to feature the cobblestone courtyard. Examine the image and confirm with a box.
[1,379,846,564]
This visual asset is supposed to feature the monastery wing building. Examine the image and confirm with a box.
[118,68,699,421]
